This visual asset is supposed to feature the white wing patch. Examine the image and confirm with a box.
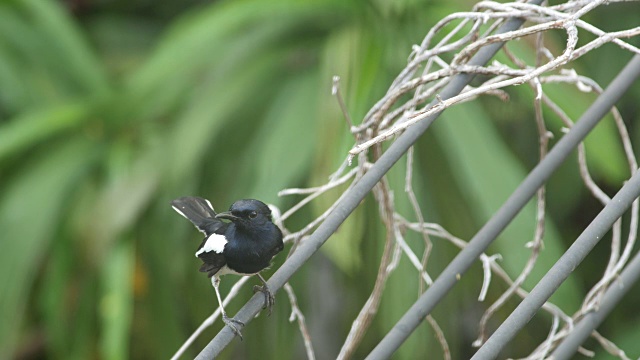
[195,234,228,257]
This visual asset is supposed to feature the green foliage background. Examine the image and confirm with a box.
[0,0,639,359]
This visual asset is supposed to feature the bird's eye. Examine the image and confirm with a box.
[248,211,258,219]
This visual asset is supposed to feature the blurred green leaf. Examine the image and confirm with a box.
[437,102,581,310]
[0,101,94,162]
[39,229,74,358]
[19,0,109,94]
[121,0,345,124]
[0,138,99,357]
[0,0,108,108]
[100,239,135,360]
[165,52,285,188]
[247,72,320,202]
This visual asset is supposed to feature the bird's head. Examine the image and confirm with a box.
[215,199,274,230]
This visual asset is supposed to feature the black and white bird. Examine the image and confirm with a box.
[171,196,284,338]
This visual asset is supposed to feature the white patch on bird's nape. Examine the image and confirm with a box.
[267,203,279,218]
[195,233,228,257]
[172,205,188,219]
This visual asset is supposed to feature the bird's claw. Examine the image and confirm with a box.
[253,284,275,315]
[222,314,245,340]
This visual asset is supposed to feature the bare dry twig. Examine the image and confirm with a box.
[284,283,316,360]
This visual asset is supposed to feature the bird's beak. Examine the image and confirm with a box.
[215,211,240,221]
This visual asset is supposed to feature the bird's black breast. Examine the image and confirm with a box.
[223,223,283,274]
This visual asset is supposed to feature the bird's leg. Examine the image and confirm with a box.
[211,276,244,339]
[253,273,275,316]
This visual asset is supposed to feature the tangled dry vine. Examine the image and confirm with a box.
[174,1,640,359]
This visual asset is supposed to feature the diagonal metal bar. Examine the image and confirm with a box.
[366,54,640,360]
[472,166,640,360]
[194,2,543,358]
[550,240,640,360]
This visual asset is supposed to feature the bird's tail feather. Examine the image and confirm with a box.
[199,263,221,277]
[171,197,222,233]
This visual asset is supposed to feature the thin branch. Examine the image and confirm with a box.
[337,177,398,360]
[171,276,251,360]
[427,315,452,360]
[284,283,316,360]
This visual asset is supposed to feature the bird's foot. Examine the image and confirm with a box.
[222,314,245,340]
[253,284,275,315]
